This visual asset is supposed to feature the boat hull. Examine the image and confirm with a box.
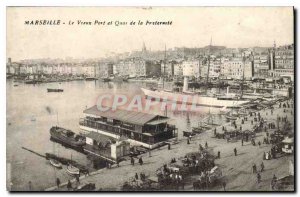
[66,165,80,176]
[47,88,63,92]
[50,127,85,149]
[49,159,63,169]
[141,88,249,108]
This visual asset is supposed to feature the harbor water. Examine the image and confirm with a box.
[6,80,223,191]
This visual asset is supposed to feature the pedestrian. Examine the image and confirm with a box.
[187,138,190,144]
[234,148,237,156]
[258,141,261,147]
[199,144,203,152]
[67,180,72,191]
[135,173,138,180]
[131,157,135,166]
[271,174,277,190]
[241,139,244,146]
[116,159,120,167]
[222,181,226,191]
[261,161,265,172]
[205,141,208,149]
[56,178,61,188]
[139,157,143,165]
[76,175,80,184]
[253,164,257,173]
[214,128,217,136]
[85,169,90,176]
[217,151,220,159]
[168,143,171,150]
[28,181,32,191]
[257,173,261,184]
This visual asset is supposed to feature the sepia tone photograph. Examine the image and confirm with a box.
[6,7,294,191]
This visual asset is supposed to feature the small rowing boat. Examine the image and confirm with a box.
[66,164,80,176]
[49,159,62,169]
[47,88,63,92]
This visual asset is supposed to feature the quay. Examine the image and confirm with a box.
[45,98,294,191]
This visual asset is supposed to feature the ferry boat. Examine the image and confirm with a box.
[141,86,249,108]
[79,105,178,149]
[50,126,86,149]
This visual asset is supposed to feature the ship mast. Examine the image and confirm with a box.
[205,37,212,94]
[241,51,245,97]
[163,44,167,89]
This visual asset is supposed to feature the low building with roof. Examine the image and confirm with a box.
[79,105,178,149]
[84,131,130,163]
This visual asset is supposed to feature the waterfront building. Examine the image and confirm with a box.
[113,60,130,76]
[71,65,83,76]
[220,59,254,80]
[82,65,96,77]
[174,62,183,76]
[97,62,114,78]
[79,105,178,149]
[182,60,200,77]
[200,59,221,79]
[161,61,175,77]
[84,131,130,161]
[268,43,294,80]
[271,69,294,81]
[254,62,269,79]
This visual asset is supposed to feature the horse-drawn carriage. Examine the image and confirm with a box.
[193,165,223,190]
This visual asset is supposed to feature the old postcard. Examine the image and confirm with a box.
[6,7,294,191]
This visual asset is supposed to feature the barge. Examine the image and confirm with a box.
[50,126,86,149]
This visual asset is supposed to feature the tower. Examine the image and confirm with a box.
[269,40,276,72]
[142,42,147,53]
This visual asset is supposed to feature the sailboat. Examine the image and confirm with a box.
[141,41,250,108]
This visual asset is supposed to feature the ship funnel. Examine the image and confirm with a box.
[183,76,189,92]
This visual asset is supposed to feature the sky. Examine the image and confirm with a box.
[7,7,294,61]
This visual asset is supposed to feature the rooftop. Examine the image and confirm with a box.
[83,105,167,126]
